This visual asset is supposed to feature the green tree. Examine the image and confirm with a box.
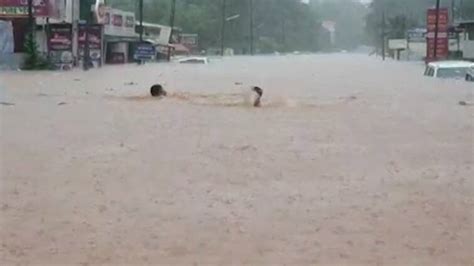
[107,0,324,53]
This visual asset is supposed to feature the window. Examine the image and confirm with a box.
[424,67,434,77]
[436,67,469,78]
[467,26,474,41]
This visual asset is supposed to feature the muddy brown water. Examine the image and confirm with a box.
[0,54,473,265]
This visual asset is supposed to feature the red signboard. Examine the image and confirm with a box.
[0,0,50,17]
[426,8,449,62]
[48,23,73,70]
[78,24,103,68]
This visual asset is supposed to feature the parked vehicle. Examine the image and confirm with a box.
[424,61,474,79]
[466,67,474,82]
[177,57,209,64]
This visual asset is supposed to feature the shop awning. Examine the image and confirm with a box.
[104,35,140,43]
[455,20,474,28]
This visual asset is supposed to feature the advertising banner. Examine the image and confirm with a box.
[426,8,449,62]
[48,23,73,70]
[78,24,103,68]
[0,0,50,17]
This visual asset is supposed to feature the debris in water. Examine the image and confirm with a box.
[124,82,137,86]
[235,82,243,85]
[73,78,81,81]
[0,102,15,106]
[57,102,67,106]
[150,84,167,97]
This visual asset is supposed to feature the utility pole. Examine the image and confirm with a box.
[27,0,34,34]
[249,0,254,55]
[167,0,176,61]
[381,10,385,61]
[139,0,144,42]
[433,0,441,59]
[221,0,226,56]
[451,0,455,24]
[169,0,176,43]
[83,0,92,71]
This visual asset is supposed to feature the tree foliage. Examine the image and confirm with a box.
[106,0,371,53]
[23,31,51,70]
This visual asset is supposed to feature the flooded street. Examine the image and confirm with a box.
[1,54,473,265]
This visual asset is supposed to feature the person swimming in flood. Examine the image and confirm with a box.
[150,84,167,97]
[252,86,263,107]
[149,83,263,107]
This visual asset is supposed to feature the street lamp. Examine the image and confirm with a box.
[226,14,240,22]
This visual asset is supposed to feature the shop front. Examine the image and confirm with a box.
[103,7,138,64]
[0,0,62,68]
[0,0,47,67]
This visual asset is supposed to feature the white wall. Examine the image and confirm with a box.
[463,41,474,59]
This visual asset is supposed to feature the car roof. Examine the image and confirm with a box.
[178,57,208,62]
[428,61,474,68]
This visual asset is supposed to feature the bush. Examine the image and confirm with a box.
[22,33,52,70]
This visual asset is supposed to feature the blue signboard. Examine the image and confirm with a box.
[134,43,156,60]
[407,28,427,42]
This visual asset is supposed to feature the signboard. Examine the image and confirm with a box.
[407,28,427,43]
[0,0,50,17]
[94,0,106,24]
[426,8,449,62]
[134,43,155,61]
[78,24,103,67]
[48,24,73,70]
[103,7,136,37]
[388,39,407,50]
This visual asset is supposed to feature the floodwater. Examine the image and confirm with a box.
[0,54,473,265]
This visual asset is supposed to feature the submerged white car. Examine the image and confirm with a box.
[177,57,209,64]
[424,61,474,79]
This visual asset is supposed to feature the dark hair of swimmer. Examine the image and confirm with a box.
[252,86,263,107]
[150,84,167,97]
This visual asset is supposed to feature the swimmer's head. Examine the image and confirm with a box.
[252,86,263,97]
[150,84,167,97]
[251,86,263,107]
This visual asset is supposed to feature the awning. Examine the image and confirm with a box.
[455,20,474,28]
[104,35,140,43]
[170,43,190,53]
